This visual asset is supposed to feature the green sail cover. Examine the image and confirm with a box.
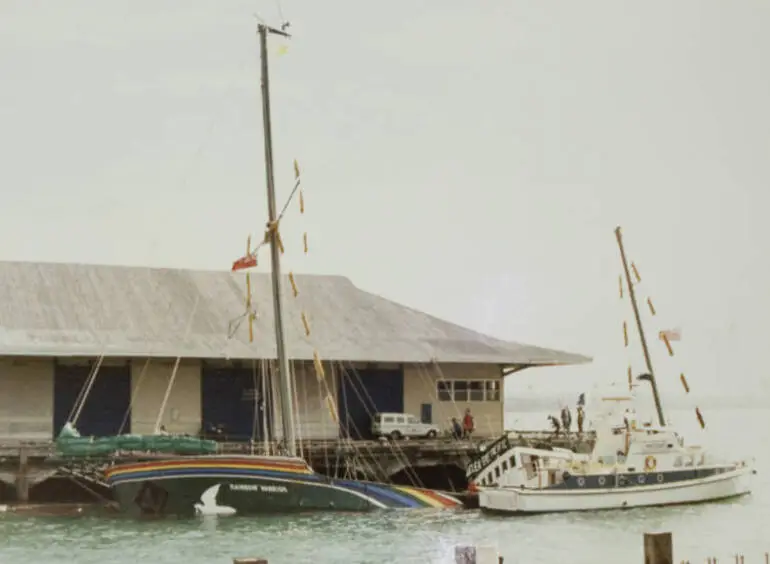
[56,425,217,457]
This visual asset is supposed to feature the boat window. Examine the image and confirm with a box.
[437,381,452,401]
[469,381,484,401]
[396,416,406,424]
[383,416,395,423]
[501,461,508,472]
[510,455,516,467]
[495,467,501,478]
[407,415,419,424]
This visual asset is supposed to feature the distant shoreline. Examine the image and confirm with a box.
[504,394,764,412]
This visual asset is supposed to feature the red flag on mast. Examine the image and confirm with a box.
[231,254,257,272]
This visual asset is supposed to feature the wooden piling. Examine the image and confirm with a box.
[643,532,673,564]
[455,546,477,563]
[15,446,29,503]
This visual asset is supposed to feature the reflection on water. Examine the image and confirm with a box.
[0,408,766,564]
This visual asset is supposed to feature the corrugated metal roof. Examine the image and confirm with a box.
[0,261,591,366]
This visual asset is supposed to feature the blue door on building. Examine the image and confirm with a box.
[53,363,132,438]
[337,365,404,440]
[201,365,273,442]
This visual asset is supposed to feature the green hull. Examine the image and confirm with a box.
[105,455,462,517]
[113,476,374,517]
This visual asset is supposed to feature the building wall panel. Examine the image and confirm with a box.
[0,358,53,440]
[403,362,503,438]
[290,362,338,441]
[130,359,201,435]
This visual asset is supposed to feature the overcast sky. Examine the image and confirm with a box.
[2,1,768,415]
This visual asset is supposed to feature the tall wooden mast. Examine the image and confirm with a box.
[615,226,666,427]
[258,22,297,456]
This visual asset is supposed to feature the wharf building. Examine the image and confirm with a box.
[0,261,590,446]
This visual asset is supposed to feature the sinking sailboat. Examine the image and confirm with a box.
[474,227,755,514]
[102,22,462,517]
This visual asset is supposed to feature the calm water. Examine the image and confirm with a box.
[1,408,766,564]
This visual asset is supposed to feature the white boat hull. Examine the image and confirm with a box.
[479,467,753,514]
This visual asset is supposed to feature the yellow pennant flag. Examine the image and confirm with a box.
[277,44,289,57]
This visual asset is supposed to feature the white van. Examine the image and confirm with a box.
[371,412,440,440]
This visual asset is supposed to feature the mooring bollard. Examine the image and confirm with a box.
[233,558,267,564]
[643,532,673,564]
[453,545,502,564]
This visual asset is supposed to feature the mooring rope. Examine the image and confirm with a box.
[70,355,105,427]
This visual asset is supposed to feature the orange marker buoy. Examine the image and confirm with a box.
[695,407,705,429]
[313,350,325,380]
[276,231,285,254]
[661,332,674,356]
[647,297,656,316]
[301,312,311,336]
[325,394,339,423]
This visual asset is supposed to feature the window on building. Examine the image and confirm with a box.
[437,381,452,401]
[469,380,484,401]
[453,380,469,402]
[485,381,500,401]
[436,379,501,402]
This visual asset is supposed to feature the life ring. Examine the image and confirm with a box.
[644,456,657,472]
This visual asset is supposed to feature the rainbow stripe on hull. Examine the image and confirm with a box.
[105,455,462,516]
